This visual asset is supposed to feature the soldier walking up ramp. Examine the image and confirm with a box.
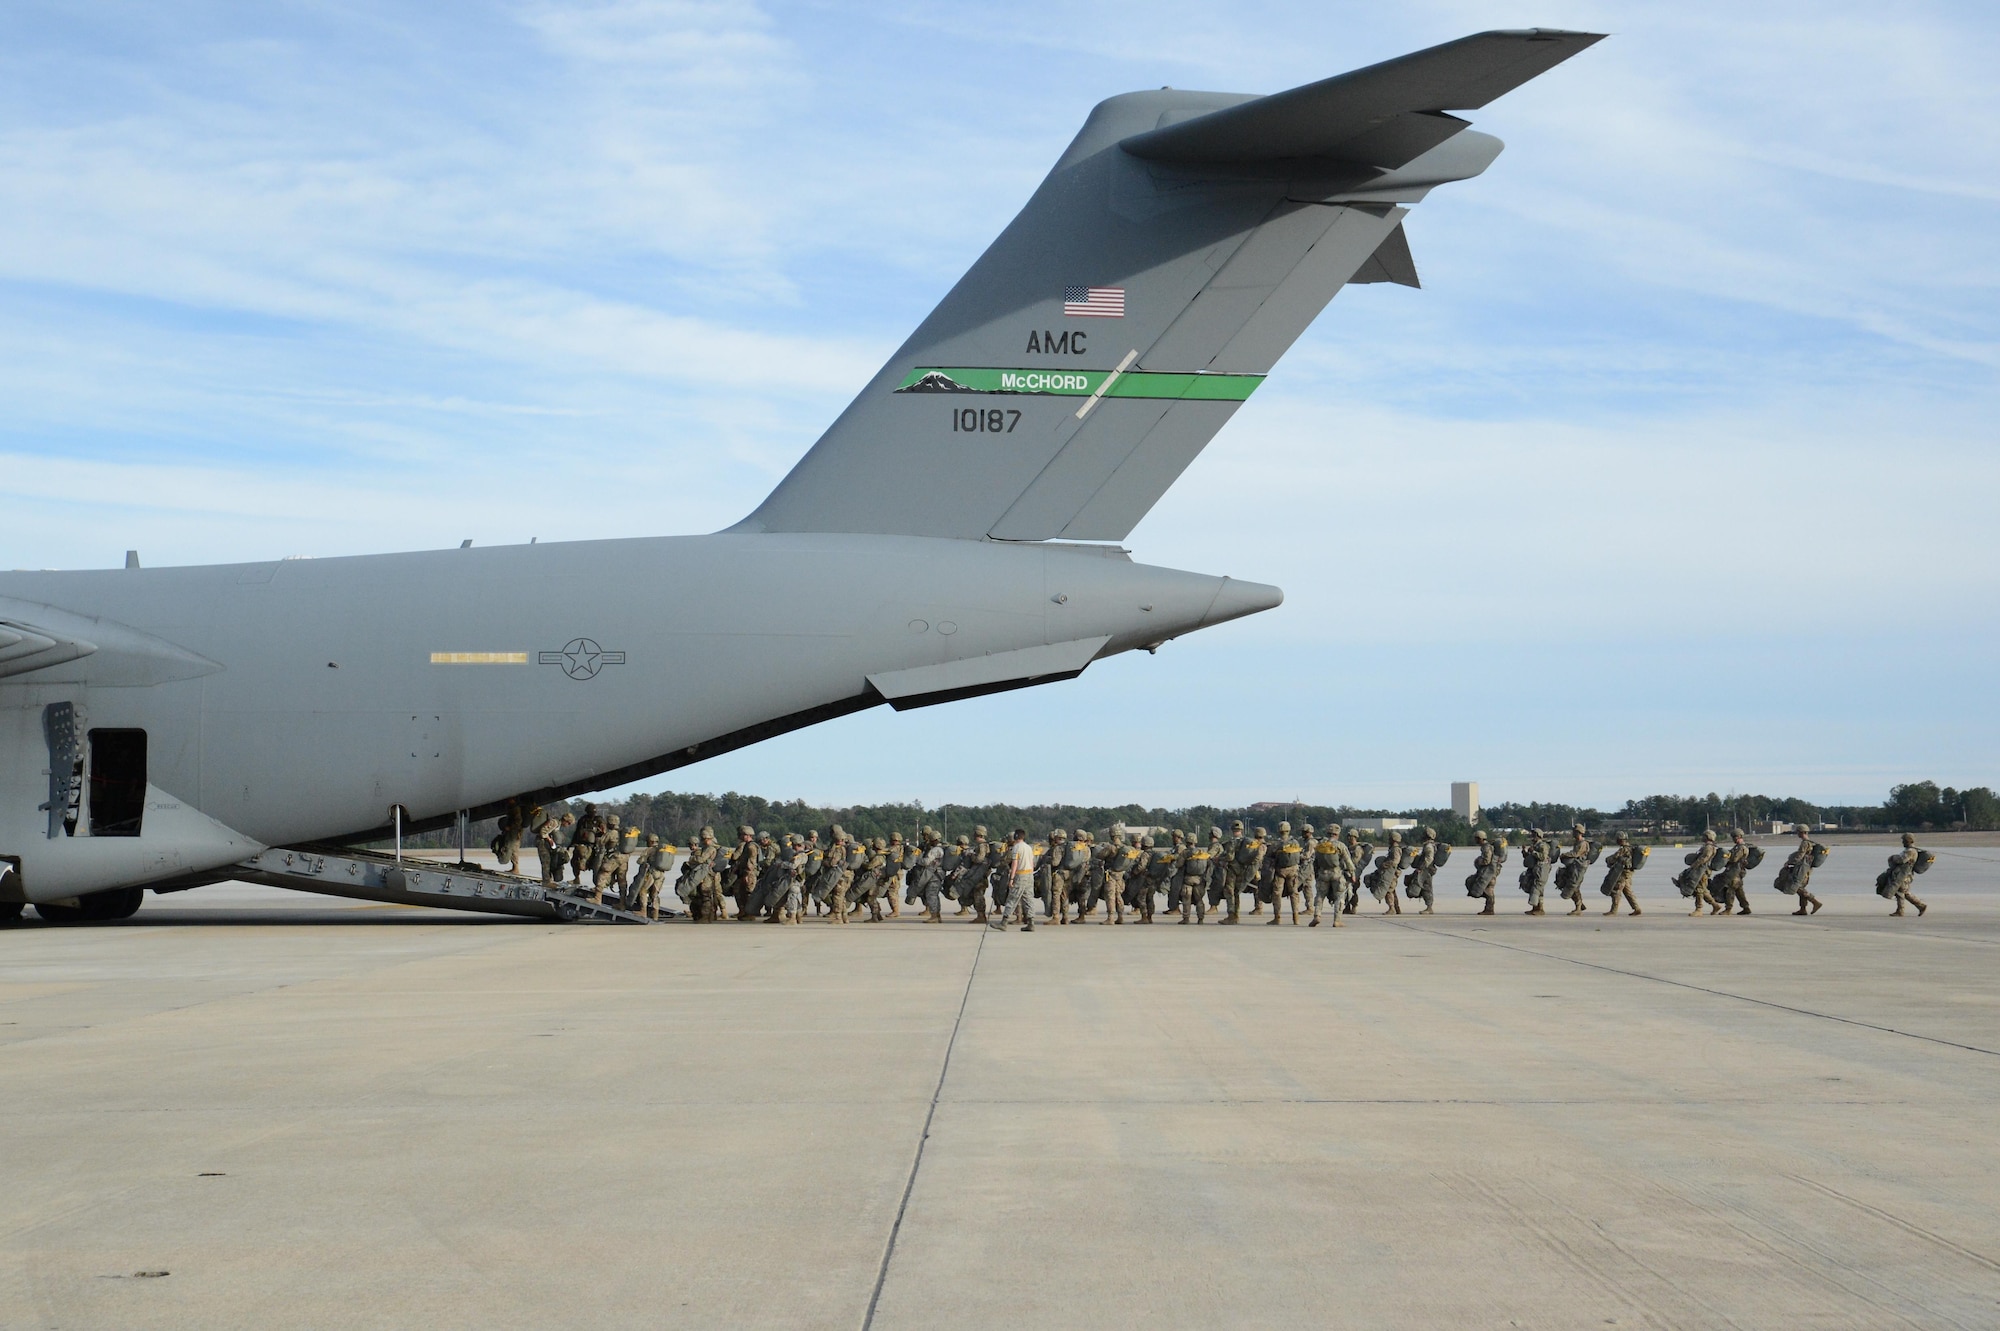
[733,29,1602,544]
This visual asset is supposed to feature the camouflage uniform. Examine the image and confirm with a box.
[535,811,572,885]
[683,827,723,922]
[825,826,857,923]
[1230,825,1268,924]
[588,814,623,903]
[1517,829,1554,915]
[1879,833,1931,916]
[490,799,527,873]
[1774,828,1826,915]
[568,804,603,883]
[1171,831,1208,923]
[1311,829,1355,926]
[1598,833,1644,916]
[883,832,907,919]
[630,833,670,917]
[1341,829,1373,915]
[1402,827,1444,915]
[1094,827,1128,924]
[913,829,946,922]
[1267,821,1306,925]
[1674,831,1724,916]
[1368,832,1407,914]
[1714,831,1754,915]
[1554,824,1598,916]
[1042,830,1071,924]
[1464,830,1505,916]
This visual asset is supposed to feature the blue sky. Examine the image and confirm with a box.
[3,1,1995,810]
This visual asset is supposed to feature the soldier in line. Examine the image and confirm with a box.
[824,825,856,924]
[1174,831,1210,923]
[535,810,572,885]
[490,799,529,873]
[990,828,1037,931]
[1245,825,1273,916]
[682,826,723,922]
[1367,831,1407,914]
[1553,823,1598,917]
[1231,823,1268,924]
[777,833,809,924]
[883,831,908,919]
[725,825,759,921]
[1774,826,1827,915]
[1267,822,1307,925]
[1095,825,1129,925]
[1598,832,1644,916]
[1341,829,1372,915]
[568,803,604,884]
[800,830,825,917]
[1517,828,1554,915]
[912,828,947,922]
[631,832,674,919]
[586,814,622,903]
[1311,825,1356,926]
[1464,829,1505,916]
[1713,829,1757,915]
[1878,832,1932,917]
[1403,827,1447,915]
[1674,830,1725,916]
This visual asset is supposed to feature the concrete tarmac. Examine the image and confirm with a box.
[3,870,1998,1329]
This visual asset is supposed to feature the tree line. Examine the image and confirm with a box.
[394,780,1996,853]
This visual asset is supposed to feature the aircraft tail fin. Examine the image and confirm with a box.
[734,30,1600,543]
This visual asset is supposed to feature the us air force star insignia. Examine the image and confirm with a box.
[537,638,626,680]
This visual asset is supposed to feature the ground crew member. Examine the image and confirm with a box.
[1714,829,1755,915]
[1879,833,1932,916]
[990,828,1036,931]
[1518,829,1554,915]
[1775,826,1827,915]
[1268,821,1306,925]
[1462,830,1501,915]
[1599,832,1644,916]
[1674,830,1725,916]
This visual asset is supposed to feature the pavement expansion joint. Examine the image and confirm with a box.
[861,921,987,1330]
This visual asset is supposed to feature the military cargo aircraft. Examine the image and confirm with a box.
[0,29,1599,921]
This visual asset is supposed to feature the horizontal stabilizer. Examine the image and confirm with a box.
[1351,223,1420,288]
[1121,29,1604,168]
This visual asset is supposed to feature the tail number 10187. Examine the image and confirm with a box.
[952,408,1021,434]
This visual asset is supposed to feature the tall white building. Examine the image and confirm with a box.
[1452,781,1480,824]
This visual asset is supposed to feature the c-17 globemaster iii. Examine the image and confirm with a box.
[0,29,1600,922]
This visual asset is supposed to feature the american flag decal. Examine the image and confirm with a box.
[1063,285,1125,318]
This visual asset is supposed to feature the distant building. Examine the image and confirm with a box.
[1452,781,1479,824]
[1343,817,1418,832]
